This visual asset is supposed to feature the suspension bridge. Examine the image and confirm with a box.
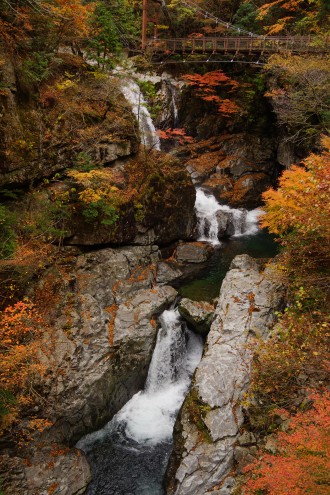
[140,0,329,58]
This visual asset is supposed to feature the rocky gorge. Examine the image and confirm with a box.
[1,56,289,495]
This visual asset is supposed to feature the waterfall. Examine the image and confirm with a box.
[195,189,221,245]
[77,309,203,450]
[114,310,203,445]
[165,81,179,127]
[195,188,263,245]
[120,78,161,150]
[171,91,179,127]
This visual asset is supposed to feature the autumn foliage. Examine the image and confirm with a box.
[157,127,194,144]
[0,0,93,52]
[248,137,330,418]
[261,136,330,284]
[258,0,329,35]
[243,391,330,495]
[182,70,240,117]
[0,300,47,431]
[249,298,329,416]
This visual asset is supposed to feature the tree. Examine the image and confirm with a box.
[264,55,330,147]
[87,0,139,66]
[157,127,194,144]
[46,0,94,49]
[0,0,93,52]
[257,0,329,35]
[233,2,264,34]
[243,391,330,495]
[182,70,240,117]
[261,135,330,283]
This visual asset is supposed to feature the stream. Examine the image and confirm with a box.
[76,77,278,494]
[77,310,203,495]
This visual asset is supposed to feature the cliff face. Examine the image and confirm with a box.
[166,255,285,495]
[182,133,278,208]
[154,69,282,209]
[0,51,138,187]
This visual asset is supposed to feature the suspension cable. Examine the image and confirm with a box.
[179,0,267,39]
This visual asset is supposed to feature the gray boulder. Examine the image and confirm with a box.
[174,242,215,263]
[216,210,235,237]
[178,298,214,335]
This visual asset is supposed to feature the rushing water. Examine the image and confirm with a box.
[195,188,262,244]
[120,78,161,150]
[77,310,203,495]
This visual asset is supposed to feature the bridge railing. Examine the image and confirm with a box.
[146,36,327,54]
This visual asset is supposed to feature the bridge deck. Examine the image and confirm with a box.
[147,36,328,55]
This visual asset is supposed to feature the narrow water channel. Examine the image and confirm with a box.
[77,310,203,495]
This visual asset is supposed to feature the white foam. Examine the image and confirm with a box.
[114,383,187,444]
[77,310,203,449]
[195,188,263,242]
[195,189,222,245]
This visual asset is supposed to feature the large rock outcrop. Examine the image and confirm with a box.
[166,255,285,495]
[37,245,178,444]
[36,152,196,247]
[1,246,183,495]
[178,298,214,336]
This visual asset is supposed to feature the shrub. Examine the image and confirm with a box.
[0,300,47,432]
[243,391,330,495]
[67,168,121,226]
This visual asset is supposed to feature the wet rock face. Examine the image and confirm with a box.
[183,134,278,208]
[1,245,184,495]
[178,298,214,336]
[132,166,196,246]
[36,245,178,444]
[166,255,285,495]
[216,210,236,237]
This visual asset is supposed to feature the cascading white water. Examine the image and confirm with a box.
[77,309,203,451]
[171,92,179,127]
[120,79,161,150]
[195,188,263,244]
[166,82,179,127]
[115,310,202,445]
[195,189,222,245]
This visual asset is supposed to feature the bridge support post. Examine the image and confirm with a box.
[142,0,148,50]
